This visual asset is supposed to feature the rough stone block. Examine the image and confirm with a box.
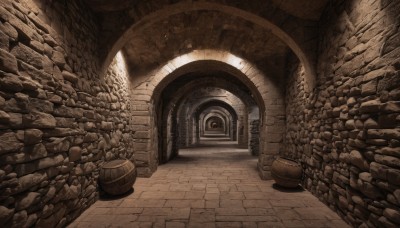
[358,180,384,200]
[381,101,400,113]
[133,131,150,139]
[378,71,400,91]
[381,33,400,55]
[361,80,377,96]
[370,162,389,180]
[100,121,113,130]
[55,117,77,128]
[374,154,400,168]
[36,205,66,228]
[74,162,96,175]
[29,40,44,54]
[345,120,356,130]
[24,129,43,145]
[132,116,150,125]
[134,142,149,151]
[0,22,18,41]
[383,208,400,225]
[0,73,23,92]
[360,100,381,113]
[27,98,54,113]
[364,118,378,129]
[47,93,62,104]
[69,146,81,162]
[25,143,47,161]
[0,110,10,123]
[363,69,386,82]
[62,70,78,83]
[13,171,47,194]
[43,34,57,47]
[7,112,23,129]
[0,131,23,154]
[37,154,64,170]
[0,206,14,226]
[350,150,369,171]
[18,61,53,84]
[0,48,18,73]
[44,137,70,153]
[83,132,98,142]
[11,43,43,69]
[53,106,83,118]
[0,6,40,41]
[23,111,56,129]
[378,147,400,158]
[10,210,28,228]
[52,50,65,67]
[27,12,49,33]
[15,192,40,211]
[43,128,84,137]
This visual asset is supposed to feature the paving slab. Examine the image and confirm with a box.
[68,138,350,228]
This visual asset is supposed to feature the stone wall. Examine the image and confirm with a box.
[285,0,400,227]
[250,120,260,156]
[0,0,134,226]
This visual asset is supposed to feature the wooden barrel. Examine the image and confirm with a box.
[99,159,137,195]
[271,157,302,188]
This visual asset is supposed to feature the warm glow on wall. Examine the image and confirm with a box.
[115,51,128,76]
[223,53,243,69]
[165,49,246,72]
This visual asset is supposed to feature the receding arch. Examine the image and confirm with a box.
[163,76,257,111]
[135,50,285,179]
[192,100,238,123]
[150,51,266,118]
[191,100,239,145]
[171,85,247,147]
[204,114,226,132]
[201,109,234,139]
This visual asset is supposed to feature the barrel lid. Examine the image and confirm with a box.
[102,159,128,169]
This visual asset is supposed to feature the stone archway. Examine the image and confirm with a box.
[190,99,240,147]
[99,1,318,91]
[203,111,230,136]
[145,50,284,179]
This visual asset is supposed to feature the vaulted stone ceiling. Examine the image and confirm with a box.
[83,0,329,76]
[84,0,328,20]
[270,0,329,20]
[122,11,289,74]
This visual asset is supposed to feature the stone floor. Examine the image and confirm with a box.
[69,138,350,228]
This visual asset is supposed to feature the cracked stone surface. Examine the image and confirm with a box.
[68,137,349,228]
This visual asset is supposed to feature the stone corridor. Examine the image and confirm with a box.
[1,0,399,227]
[69,138,349,228]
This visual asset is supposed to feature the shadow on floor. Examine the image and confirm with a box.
[99,188,134,201]
[272,183,305,193]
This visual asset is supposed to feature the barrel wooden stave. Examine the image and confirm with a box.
[271,157,302,188]
[99,159,137,195]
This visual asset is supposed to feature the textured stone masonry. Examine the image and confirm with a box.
[0,0,134,227]
[285,0,400,227]
[0,0,399,227]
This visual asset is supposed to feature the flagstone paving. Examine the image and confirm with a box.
[69,138,350,228]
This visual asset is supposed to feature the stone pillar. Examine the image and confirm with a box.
[249,120,260,156]
[232,119,237,141]
[195,119,200,143]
